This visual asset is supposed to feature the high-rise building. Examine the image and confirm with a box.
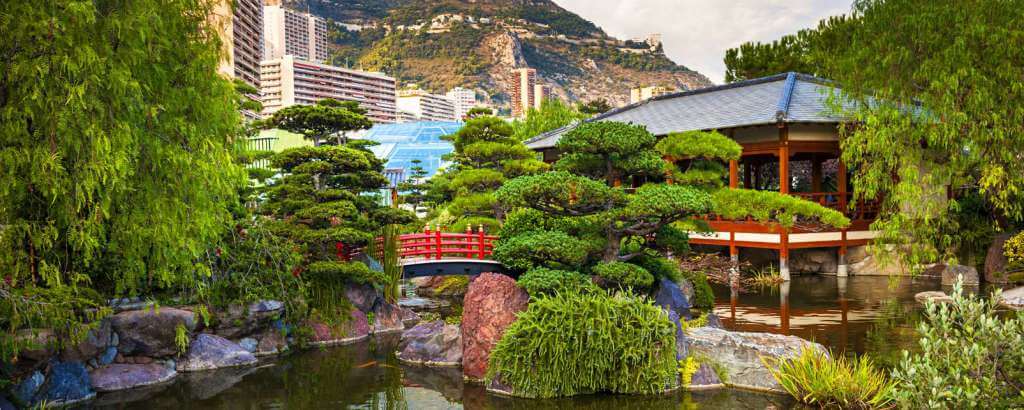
[397,88,457,122]
[263,3,331,63]
[630,86,673,104]
[446,87,476,120]
[511,68,547,118]
[212,0,263,89]
[260,55,398,123]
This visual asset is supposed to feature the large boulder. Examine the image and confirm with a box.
[61,319,113,362]
[685,327,827,392]
[790,249,838,274]
[110,307,197,357]
[461,272,529,381]
[915,291,953,305]
[36,361,95,406]
[370,301,406,334]
[211,300,284,339]
[1000,286,1024,310]
[345,283,380,313]
[16,329,56,362]
[307,307,370,346]
[254,328,288,356]
[687,363,724,389]
[177,334,257,372]
[928,264,980,286]
[654,278,691,320]
[397,321,462,366]
[985,233,1013,283]
[12,371,44,405]
[89,363,176,392]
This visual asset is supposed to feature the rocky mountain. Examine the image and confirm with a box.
[286,0,713,110]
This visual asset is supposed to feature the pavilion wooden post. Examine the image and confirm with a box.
[729,159,739,189]
[778,125,791,281]
[811,155,823,201]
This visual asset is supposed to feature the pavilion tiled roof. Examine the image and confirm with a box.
[524,72,847,150]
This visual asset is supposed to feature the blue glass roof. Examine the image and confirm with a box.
[360,121,463,179]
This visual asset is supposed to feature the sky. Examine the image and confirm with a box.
[553,0,851,84]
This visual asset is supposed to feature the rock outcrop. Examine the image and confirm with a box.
[308,307,371,346]
[177,334,256,372]
[915,291,953,305]
[90,363,177,392]
[926,264,980,286]
[687,363,724,389]
[110,307,197,357]
[790,249,838,274]
[461,273,529,381]
[211,300,284,339]
[685,327,826,392]
[654,278,691,320]
[398,321,462,366]
[35,361,95,406]
[1000,286,1024,310]
[371,301,406,334]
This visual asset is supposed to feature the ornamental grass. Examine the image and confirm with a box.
[764,348,896,409]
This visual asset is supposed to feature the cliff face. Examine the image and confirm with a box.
[287,0,713,109]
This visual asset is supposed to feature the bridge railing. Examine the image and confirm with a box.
[396,226,497,260]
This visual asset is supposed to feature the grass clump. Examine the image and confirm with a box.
[486,289,677,398]
[745,266,784,288]
[764,348,895,409]
[517,268,597,296]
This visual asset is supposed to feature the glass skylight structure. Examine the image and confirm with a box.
[359,121,463,179]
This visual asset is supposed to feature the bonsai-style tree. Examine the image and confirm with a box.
[465,107,494,119]
[578,98,613,115]
[264,99,373,146]
[496,122,849,292]
[437,116,548,230]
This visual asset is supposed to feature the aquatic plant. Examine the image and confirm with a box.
[745,266,784,288]
[890,280,1024,408]
[764,348,896,409]
[487,289,677,398]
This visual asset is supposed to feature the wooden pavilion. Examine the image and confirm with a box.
[524,73,878,280]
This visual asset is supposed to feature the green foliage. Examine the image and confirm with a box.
[823,1,1024,268]
[487,289,678,398]
[1,0,246,355]
[890,280,1024,408]
[577,99,612,116]
[632,255,681,283]
[264,99,372,145]
[496,171,625,215]
[764,348,895,409]
[466,107,494,118]
[1005,232,1024,271]
[511,99,587,141]
[492,230,590,273]
[712,189,850,229]
[449,168,506,195]
[447,192,497,218]
[174,323,190,356]
[555,122,663,185]
[678,356,701,387]
[517,268,597,296]
[656,131,742,162]
[722,15,853,82]
[434,276,470,296]
[680,270,715,310]
[592,262,654,289]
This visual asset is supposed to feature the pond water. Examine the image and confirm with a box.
[87,274,946,409]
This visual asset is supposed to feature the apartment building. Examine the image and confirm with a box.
[264,3,331,63]
[212,0,263,89]
[510,68,548,118]
[630,86,673,104]
[397,88,457,122]
[445,87,476,120]
[261,55,398,123]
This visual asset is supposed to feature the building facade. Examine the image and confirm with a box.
[630,86,672,104]
[263,3,331,63]
[397,88,457,122]
[510,68,548,118]
[260,55,398,123]
[213,0,263,89]
[446,87,476,120]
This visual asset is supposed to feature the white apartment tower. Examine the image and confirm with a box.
[260,56,398,123]
[397,88,457,122]
[445,87,476,120]
[263,3,331,63]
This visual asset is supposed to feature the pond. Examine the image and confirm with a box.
[87,275,944,409]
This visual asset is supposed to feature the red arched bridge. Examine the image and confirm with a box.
[344,227,505,278]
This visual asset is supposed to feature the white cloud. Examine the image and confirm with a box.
[552,0,850,84]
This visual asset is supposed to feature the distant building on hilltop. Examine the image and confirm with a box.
[260,55,397,123]
[212,0,263,90]
[446,87,476,120]
[511,68,549,118]
[397,87,457,122]
[263,3,331,63]
[630,85,673,104]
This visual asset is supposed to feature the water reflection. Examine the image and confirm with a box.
[714,275,942,365]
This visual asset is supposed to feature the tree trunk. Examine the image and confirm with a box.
[603,229,622,262]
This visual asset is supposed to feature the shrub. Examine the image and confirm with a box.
[890,280,1024,408]
[765,348,896,409]
[679,269,715,309]
[592,262,654,289]
[487,290,678,398]
[449,216,500,234]
[517,268,597,296]
[634,254,682,282]
[492,230,590,272]
[1005,231,1024,270]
